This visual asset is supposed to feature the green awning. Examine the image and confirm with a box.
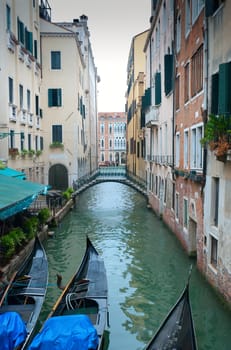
[0,167,26,179]
[0,175,47,220]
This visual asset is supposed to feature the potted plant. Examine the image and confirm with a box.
[28,149,35,158]
[20,149,28,158]
[49,142,64,150]
[35,150,42,157]
[201,114,231,161]
[9,148,19,158]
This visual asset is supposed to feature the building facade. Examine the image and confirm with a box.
[0,0,45,183]
[202,0,231,304]
[126,30,149,181]
[98,112,126,166]
[143,1,174,224]
[40,15,98,190]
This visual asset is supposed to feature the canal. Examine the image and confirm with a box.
[40,182,231,350]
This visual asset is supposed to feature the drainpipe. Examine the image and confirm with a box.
[202,11,209,188]
[172,5,176,181]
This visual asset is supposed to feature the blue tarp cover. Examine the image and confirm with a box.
[28,315,99,350]
[0,167,26,179]
[0,311,27,350]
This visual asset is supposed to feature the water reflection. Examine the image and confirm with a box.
[41,182,231,350]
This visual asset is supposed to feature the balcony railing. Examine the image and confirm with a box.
[145,105,159,127]
[146,154,173,166]
[9,105,17,121]
[19,110,27,125]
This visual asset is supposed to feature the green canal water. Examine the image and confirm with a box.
[39,182,231,350]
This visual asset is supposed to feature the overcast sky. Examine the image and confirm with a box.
[48,0,150,112]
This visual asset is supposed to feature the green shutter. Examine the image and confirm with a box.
[164,54,173,95]
[29,31,33,54]
[48,89,53,107]
[211,73,219,115]
[57,89,62,106]
[218,62,231,115]
[155,72,161,105]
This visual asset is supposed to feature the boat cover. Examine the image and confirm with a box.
[0,311,27,350]
[28,314,99,350]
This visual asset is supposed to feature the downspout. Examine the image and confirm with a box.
[172,4,176,181]
[202,11,209,190]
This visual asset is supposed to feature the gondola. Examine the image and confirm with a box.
[28,236,109,350]
[145,269,197,350]
[0,235,48,350]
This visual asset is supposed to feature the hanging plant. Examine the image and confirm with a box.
[201,114,231,157]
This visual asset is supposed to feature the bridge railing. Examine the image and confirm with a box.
[72,166,147,193]
[126,170,147,190]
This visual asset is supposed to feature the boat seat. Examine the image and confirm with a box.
[0,304,34,323]
[14,287,45,297]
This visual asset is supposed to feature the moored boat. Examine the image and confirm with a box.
[0,235,48,349]
[28,236,109,350]
[145,268,197,350]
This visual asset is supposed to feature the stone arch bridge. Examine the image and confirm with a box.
[72,166,147,198]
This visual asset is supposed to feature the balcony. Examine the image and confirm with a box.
[145,105,159,127]
[28,113,33,126]
[25,55,32,69]
[7,32,15,53]
[9,105,17,121]
[146,154,173,166]
[18,46,25,62]
[19,110,27,125]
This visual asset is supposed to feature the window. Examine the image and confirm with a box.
[175,132,180,167]
[175,192,179,219]
[164,54,173,95]
[185,0,191,36]
[40,136,44,150]
[183,198,188,228]
[25,28,33,54]
[19,84,23,109]
[10,130,15,148]
[52,125,62,143]
[101,139,104,148]
[211,177,219,226]
[20,132,24,151]
[8,77,13,104]
[155,72,161,105]
[176,14,181,52]
[17,18,25,45]
[192,0,204,23]
[35,135,38,151]
[27,89,31,111]
[191,125,203,169]
[218,62,231,115]
[175,75,180,110]
[35,95,39,115]
[28,134,32,150]
[51,51,61,69]
[184,129,189,168]
[100,124,104,134]
[210,235,218,268]
[48,88,62,107]
[6,5,11,31]
[34,40,38,59]
[184,62,190,103]
[191,45,203,96]
[172,182,175,210]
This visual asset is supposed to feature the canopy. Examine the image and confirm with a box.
[28,315,99,350]
[0,175,47,220]
[0,167,26,179]
[0,311,27,350]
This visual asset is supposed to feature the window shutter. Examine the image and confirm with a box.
[57,89,62,106]
[211,73,219,115]
[218,62,231,115]
[34,40,37,59]
[155,72,161,105]
[164,54,173,95]
[48,89,53,107]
